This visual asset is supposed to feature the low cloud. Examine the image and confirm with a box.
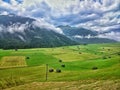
[74,32,120,41]
[97,32,120,41]
[0,22,29,33]
[32,19,63,34]
[0,0,120,41]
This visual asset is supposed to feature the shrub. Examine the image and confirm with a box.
[56,69,61,73]
[92,66,98,70]
[49,69,54,72]
[61,64,65,67]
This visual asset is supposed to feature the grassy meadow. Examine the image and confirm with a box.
[0,43,120,90]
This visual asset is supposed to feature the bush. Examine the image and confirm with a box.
[49,69,54,72]
[56,69,61,73]
[61,64,65,67]
[92,66,98,70]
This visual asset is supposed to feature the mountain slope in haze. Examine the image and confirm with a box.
[58,25,117,44]
[0,14,77,49]
[58,25,97,36]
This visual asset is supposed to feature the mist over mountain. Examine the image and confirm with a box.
[0,14,77,49]
[0,0,119,49]
[58,25,117,44]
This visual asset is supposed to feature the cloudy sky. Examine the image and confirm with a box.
[0,0,120,41]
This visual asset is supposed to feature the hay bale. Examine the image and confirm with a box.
[56,69,61,73]
[103,56,107,59]
[92,66,98,70]
[108,49,110,51]
[79,52,82,54]
[26,57,30,59]
[49,69,54,72]
[59,60,62,62]
[61,64,65,67]
[118,52,120,55]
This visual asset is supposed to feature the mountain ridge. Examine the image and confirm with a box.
[0,14,117,49]
[0,14,78,49]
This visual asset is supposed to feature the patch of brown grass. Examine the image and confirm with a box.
[5,79,120,90]
[0,56,27,69]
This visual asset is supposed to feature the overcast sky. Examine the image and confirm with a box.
[0,0,120,41]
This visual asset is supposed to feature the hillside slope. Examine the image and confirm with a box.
[0,15,77,49]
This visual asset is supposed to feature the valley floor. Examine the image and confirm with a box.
[0,43,120,90]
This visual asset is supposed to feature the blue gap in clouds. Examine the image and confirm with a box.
[16,0,23,3]
[2,0,10,3]
[2,0,23,4]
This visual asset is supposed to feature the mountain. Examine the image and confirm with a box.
[0,14,77,49]
[0,14,117,49]
[58,25,97,36]
[58,25,117,44]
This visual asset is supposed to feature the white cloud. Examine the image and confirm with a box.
[0,0,120,41]
[73,32,120,41]
[97,32,120,41]
[0,11,9,15]
[0,22,30,33]
[73,35,84,39]
[32,19,63,34]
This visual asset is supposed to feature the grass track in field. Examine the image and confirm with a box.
[0,56,27,68]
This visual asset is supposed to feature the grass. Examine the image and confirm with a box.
[0,76,24,90]
[0,43,120,89]
[5,80,120,90]
[0,56,27,68]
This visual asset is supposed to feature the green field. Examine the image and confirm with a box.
[0,43,120,90]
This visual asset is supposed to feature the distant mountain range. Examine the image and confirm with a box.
[58,25,117,44]
[0,14,77,49]
[0,14,117,49]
